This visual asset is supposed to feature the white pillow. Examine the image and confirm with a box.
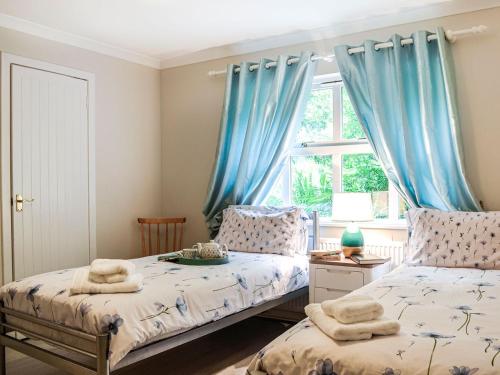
[216,206,306,256]
[406,208,500,269]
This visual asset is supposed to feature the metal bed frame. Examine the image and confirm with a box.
[0,212,320,375]
[0,287,307,375]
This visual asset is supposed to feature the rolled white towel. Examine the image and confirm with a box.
[305,303,399,341]
[89,259,135,284]
[70,268,143,296]
[321,294,383,324]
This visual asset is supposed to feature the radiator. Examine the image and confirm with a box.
[319,237,407,269]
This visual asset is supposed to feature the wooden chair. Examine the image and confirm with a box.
[138,217,186,256]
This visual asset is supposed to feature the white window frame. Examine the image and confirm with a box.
[271,73,406,227]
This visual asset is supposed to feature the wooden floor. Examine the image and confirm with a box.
[6,317,290,375]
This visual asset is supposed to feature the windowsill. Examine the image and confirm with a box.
[311,219,408,230]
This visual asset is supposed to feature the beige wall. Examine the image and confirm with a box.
[0,27,162,260]
[161,7,500,247]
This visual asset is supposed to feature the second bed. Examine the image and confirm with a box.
[247,264,500,374]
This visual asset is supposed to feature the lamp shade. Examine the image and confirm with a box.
[331,192,374,222]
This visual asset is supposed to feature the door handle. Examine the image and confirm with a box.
[15,194,35,212]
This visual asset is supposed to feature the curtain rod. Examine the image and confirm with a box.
[208,25,487,77]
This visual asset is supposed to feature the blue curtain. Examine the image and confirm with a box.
[203,52,317,237]
[334,27,481,212]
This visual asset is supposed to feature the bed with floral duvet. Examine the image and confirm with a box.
[0,251,308,369]
[247,264,500,375]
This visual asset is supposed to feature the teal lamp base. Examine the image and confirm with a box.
[341,223,365,257]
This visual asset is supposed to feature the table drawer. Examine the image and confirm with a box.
[315,267,364,291]
[314,287,348,303]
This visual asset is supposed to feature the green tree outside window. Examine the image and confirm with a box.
[265,84,404,220]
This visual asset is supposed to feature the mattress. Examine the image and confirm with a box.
[0,251,309,369]
[247,265,500,375]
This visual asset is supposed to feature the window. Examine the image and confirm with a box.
[265,74,406,223]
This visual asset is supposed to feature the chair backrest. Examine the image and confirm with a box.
[137,217,186,256]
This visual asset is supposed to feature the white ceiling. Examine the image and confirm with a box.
[0,0,498,69]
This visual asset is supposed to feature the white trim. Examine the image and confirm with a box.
[313,73,341,86]
[162,0,500,69]
[291,143,372,157]
[388,183,400,220]
[0,1,497,70]
[87,66,97,267]
[0,53,97,283]
[0,13,161,69]
[0,53,12,284]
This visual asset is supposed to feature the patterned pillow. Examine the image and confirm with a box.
[216,206,305,256]
[229,205,309,254]
[406,208,500,269]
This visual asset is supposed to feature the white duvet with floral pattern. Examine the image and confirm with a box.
[0,251,308,369]
[248,265,500,375]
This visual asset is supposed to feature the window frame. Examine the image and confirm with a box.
[272,73,406,226]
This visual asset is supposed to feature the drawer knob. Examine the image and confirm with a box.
[326,288,342,292]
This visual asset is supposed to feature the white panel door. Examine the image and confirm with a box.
[11,65,91,280]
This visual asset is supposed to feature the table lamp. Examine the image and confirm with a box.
[331,192,374,257]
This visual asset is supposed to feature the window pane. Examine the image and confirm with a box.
[341,87,365,140]
[371,191,389,220]
[341,153,389,219]
[296,89,333,143]
[265,173,284,206]
[399,196,410,219]
[291,155,332,217]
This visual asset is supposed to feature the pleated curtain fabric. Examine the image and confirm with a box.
[203,52,317,238]
[334,27,481,212]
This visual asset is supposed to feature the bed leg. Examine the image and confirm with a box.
[96,334,110,375]
[0,341,5,375]
[0,301,6,375]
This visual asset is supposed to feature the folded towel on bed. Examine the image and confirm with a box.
[70,268,143,296]
[305,303,399,341]
[88,259,136,284]
[321,294,384,324]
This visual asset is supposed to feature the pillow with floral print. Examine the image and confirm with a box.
[216,206,305,256]
[228,205,309,254]
[406,208,500,269]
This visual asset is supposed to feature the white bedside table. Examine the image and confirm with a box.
[309,257,391,303]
